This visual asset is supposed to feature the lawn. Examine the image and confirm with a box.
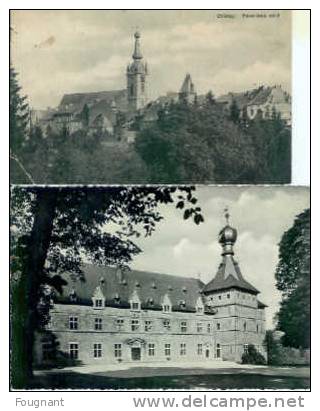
[29,366,310,390]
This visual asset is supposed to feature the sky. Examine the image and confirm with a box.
[11,10,291,109]
[127,186,309,329]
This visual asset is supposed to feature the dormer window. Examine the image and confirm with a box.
[151,282,157,289]
[129,290,141,311]
[179,300,186,308]
[94,299,103,308]
[161,293,172,313]
[92,285,105,310]
[182,286,187,293]
[69,289,77,303]
[196,296,204,314]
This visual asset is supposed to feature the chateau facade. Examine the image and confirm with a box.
[35,218,267,367]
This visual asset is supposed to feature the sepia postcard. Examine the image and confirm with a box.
[10,10,293,185]
[10,185,310,390]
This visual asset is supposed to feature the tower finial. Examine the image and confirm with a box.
[132,29,142,59]
[224,206,230,225]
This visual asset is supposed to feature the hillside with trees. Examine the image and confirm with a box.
[10,67,291,184]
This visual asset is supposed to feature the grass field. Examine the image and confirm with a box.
[30,366,310,390]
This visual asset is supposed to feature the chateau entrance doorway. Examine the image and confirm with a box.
[131,347,141,361]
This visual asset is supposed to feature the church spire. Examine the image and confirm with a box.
[132,31,143,60]
[127,30,148,111]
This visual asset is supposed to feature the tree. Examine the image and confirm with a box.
[229,99,240,123]
[264,330,282,365]
[80,104,90,127]
[274,209,310,349]
[135,100,258,184]
[10,67,32,183]
[10,186,204,388]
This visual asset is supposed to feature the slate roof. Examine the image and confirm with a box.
[217,85,291,110]
[58,90,127,114]
[56,264,215,314]
[203,255,260,295]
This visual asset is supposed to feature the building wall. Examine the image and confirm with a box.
[204,289,266,362]
[35,297,266,365]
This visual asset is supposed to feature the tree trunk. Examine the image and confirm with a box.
[11,189,57,388]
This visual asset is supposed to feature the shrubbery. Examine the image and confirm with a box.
[241,344,267,365]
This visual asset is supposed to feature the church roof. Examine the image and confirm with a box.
[56,264,215,313]
[203,255,260,295]
[59,90,127,114]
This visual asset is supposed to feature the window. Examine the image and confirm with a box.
[131,302,140,310]
[207,323,211,333]
[163,319,171,330]
[217,322,221,330]
[227,293,230,299]
[256,324,259,333]
[116,318,124,329]
[180,343,186,356]
[69,316,78,330]
[218,295,222,300]
[131,319,140,331]
[114,344,122,358]
[69,343,79,359]
[197,323,203,333]
[180,321,187,333]
[216,343,221,359]
[163,305,171,312]
[243,321,247,332]
[165,343,171,357]
[197,344,203,355]
[148,343,155,356]
[93,343,102,358]
[94,318,102,330]
[145,320,152,332]
[243,344,249,354]
[94,299,103,308]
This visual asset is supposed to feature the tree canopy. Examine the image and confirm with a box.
[135,99,291,184]
[10,186,204,387]
[274,208,310,348]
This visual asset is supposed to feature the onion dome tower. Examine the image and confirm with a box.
[126,31,148,112]
[203,208,259,295]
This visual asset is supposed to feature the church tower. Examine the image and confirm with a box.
[126,31,148,112]
[202,208,267,362]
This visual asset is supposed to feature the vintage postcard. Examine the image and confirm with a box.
[10,185,310,390]
[10,10,293,185]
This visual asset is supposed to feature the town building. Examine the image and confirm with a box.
[217,85,291,125]
[31,31,291,140]
[35,215,267,367]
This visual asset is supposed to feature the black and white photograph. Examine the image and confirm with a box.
[10,185,310,390]
[10,10,292,185]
